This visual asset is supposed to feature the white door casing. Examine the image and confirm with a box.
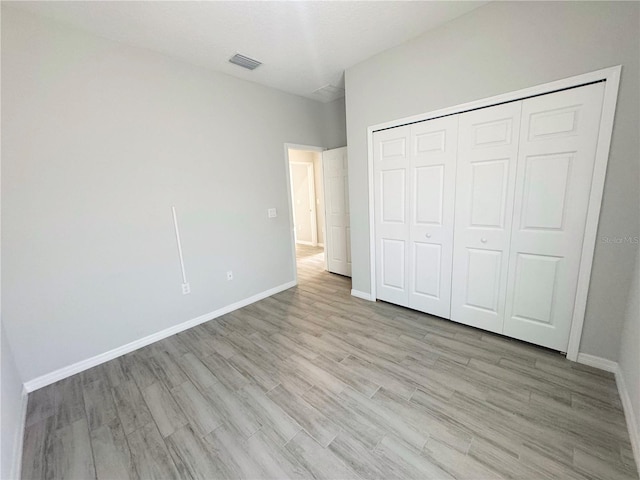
[290,162,317,245]
[323,147,351,277]
[408,117,459,318]
[503,82,605,350]
[450,101,523,334]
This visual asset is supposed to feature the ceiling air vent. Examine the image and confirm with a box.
[311,84,345,103]
[229,53,262,70]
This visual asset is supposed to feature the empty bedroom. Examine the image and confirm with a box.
[1,1,638,479]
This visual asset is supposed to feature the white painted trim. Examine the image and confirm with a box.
[10,386,28,480]
[367,124,377,301]
[284,143,325,284]
[23,280,296,392]
[616,365,640,477]
[566,67,622,361]
[366,66,622,357]
[317,153,329,272]
[351,289,375,301]
[576,354,640,476]
[295,240,316,247]
[576,352,618,373]
[308,162,318,246]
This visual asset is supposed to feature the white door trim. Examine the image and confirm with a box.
[284,143,325,285]
[366,65,622,361]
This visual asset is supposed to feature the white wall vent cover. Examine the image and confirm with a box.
[229,53,262,70]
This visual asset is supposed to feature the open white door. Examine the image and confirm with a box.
[323,147,351,277]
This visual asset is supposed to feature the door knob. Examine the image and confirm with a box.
[481,238,487,243]
[425,233,431,238]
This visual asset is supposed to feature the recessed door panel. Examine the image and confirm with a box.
[511,253,561,325]
[528,106,579,140]
[330,226,345,263]
[381,138,406,158]
[504,82,605,351]
[415,130,446,154]
[414,243,441,298]
[520,153,572,231]
[465,248,502,312]
[470,159,508,228]
[473,118,513,147]
[381,170,406,223]
[415,165,444,225]
[328,176,345,215]
[381,239,405,289]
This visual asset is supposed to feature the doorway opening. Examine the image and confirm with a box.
[284,143,351,285]
[287,147,327,277]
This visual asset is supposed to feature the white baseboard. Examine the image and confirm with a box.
[351,289,374,301]
[577,353,640,476]
[10,386,28,480]
[576,353,618,373]
[616,365,640,477]
[23,280,296,392]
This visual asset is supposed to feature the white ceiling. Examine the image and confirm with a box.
[7,1,486,102]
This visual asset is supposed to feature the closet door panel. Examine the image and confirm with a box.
[408,116,458,318]
[374,126,411,306]
[503,82,605,350]
[451,102,523,333]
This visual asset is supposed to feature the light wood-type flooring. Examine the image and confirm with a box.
[21,245,639,479]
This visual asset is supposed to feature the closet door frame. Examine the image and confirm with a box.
[365,65,621,362]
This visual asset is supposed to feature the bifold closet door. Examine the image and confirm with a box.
[374,126,411,306]
[503,82,605,350]
[450,102,523,334]
[374,118,458,316]
[407,116,458,318]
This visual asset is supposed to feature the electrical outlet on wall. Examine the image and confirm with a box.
[227,271,233,281]
[182,283,191,295]
[268,208,277,218]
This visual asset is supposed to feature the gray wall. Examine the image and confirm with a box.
[322,97,347,149]
[1,7,345,382]
[345,1,639,360]
[619,248,639,449]
[1,324,24,479]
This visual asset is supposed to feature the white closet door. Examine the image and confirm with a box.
[374,126,411,306]
[408,116,458,318]
[503,83,605,350]
[451,102,522,333]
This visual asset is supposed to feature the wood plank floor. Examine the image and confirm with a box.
[21,244,638,479]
